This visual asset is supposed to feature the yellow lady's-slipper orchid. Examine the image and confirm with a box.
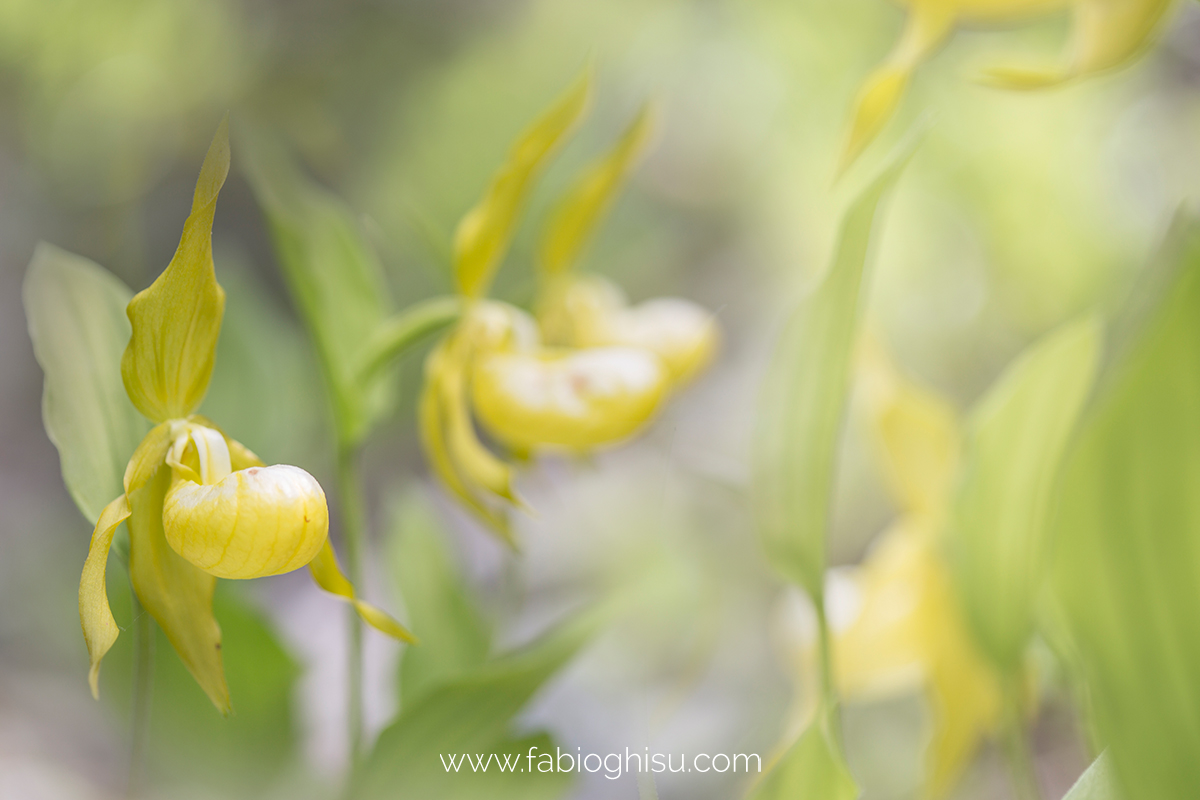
[842,0,1174,171]
[80,119,412,713]
[827,336,1005,798]
[419,79,717,543]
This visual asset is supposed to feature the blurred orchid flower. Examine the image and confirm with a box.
[842,0,1174,171]
[80,120,412,712]
[830,335,1007,798]
[420,78,717,544]
[536,104,718,386]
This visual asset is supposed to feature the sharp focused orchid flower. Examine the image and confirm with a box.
[419,77,717,543]
[829,336,1006,797]
[841,0,1174,172]
[80,120,412,712]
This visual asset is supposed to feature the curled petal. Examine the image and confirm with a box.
[123,420,177,495]
[79,494,131,698]
[309,541,416,642]
[162,464,328,580]
[471,346,667,451]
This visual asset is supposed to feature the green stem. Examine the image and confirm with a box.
[812,593,841,740]
[336,446,367,765]
[354,296,461,386]
[1000,680,1042,800]
[127,591,155,799]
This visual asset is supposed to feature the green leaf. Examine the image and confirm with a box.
[753,128,923,596]
[1063,752,1121,800]
[239,125,393,447]
[388,486,491,706]
[104,578,300,794]
[951,315,1101,674]
[351,609,600,799]
[746,710,858,800]
[1052,212,1200,799]
[23,243,149,524]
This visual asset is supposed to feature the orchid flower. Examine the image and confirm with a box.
[420,77,717,544]
[829,336,1007,798]
[841,0,1174,172]
[80,120,412,713]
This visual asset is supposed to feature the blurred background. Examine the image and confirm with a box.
[3,0,1200,798]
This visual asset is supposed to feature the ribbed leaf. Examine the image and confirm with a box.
[23,244,148,524]
[951,315,1101,673]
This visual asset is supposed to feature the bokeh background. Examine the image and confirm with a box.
[3,1,1200,798]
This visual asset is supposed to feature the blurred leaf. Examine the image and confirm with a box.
[239,125,393,447]
[1052,213,1200,799]
[746,710,858,800]
[753,129,922,596]
[23,243,148,524]
[351,608,600,799]
[104,578,299,795]
[1063,752,1121,800]
[951,315,1101,674]
[388,486,491,706]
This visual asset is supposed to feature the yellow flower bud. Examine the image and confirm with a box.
[162,464,329,580]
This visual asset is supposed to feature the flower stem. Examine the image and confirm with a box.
[1001,680,1042,800]
[127,590,155,799]
[335,445,367,765]
[813,592,842,740]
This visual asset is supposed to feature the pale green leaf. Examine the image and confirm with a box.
[351,610,599,799]
[951,315,1101,674]
[753,128,923,596]
[1052,213,1200,798]
[23,243,149,524]
[388,485,491,706]
[746,711,858,800]
[239,125,393,447]
[1063,752,1121,800]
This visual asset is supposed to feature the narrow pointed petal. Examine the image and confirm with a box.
[839,2,954,173]
[79,494,131,698]
[539,102,654,276]
[454,71,591,298]
[858,336,961,519]
[471,346,668,451]
[418,355,515,544]
[162,464,328,579]
[121,118,230,421]
[439,355,518,503]
[309,541,416,643]
[123,421,177,495]
[982,0,1172,89]
[128,469,229,713]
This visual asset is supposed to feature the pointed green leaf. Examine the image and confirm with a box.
[351,610,599,799]
[1053,213,1200,798]
[1063,752,1122,800]
[388,486,491,706]
[122,119,230,422]
[746,711,858,800]
[239,125,393,447]
[23,244,149,524]
[753,128,923,596]
[951,315,1101,674]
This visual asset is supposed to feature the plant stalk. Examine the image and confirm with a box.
[336,445,367,765]
[1001,680,1042,800]
[128,591,155,799]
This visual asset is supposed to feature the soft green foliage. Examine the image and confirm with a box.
[1063,752,1121,800]
[1052,214,1200,799]
[389,489,491,705]
[104,579,300,794]
[349,487,596,799]
[746,711,858,800]
[753,129,923,597]
[240,127,396,447]
[23,244,149,524]
[951,315,1101,674]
